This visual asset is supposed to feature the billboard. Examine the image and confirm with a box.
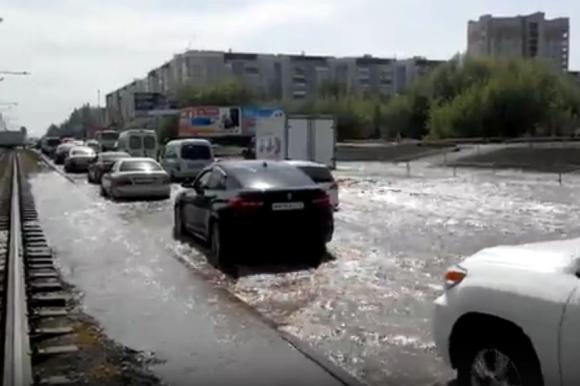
[178,106,284,137]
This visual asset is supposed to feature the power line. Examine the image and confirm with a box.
[0,71,30,76]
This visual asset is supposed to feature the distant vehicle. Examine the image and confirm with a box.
[86,139,99,153]
[173,160,334,267]
[54,142,77,164]
[64,146,96,173]
[87,151,130,184]
[159,139,214,180]
[116,129,158,159]
[61,137,75,144]
[40,137,61,156]
[95,130,119,152]
[100,158,170,200]
[286,160,339,209]
[433,238,580,386]
[0,130,26,148]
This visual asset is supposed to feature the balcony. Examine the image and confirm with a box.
[293,90,307,99]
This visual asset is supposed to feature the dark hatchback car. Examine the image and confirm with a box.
[173,160,334,266]
[87,151,130,183]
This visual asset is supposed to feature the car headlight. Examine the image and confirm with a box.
[444,265,467,289]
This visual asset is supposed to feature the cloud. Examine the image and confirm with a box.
[0,0,341,134]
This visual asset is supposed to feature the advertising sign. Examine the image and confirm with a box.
[240,107,285,136]
[179,106,241,137]
[178,106,285,138]
[255,110,286,161]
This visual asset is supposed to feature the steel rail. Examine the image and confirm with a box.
[2,153,33,386]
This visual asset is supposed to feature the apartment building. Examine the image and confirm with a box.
[393,57,446,93]
[106,51,441,126]
[467,12,570,71]
[331,56,395,97]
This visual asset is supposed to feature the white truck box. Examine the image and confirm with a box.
[255,115,336,168]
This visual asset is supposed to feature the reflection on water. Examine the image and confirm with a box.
[30,161,580,386]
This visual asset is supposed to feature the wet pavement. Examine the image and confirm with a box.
[29,156,580,386]
[28,170,348,386]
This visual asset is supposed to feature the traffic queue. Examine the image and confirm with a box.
[38,129,339,267]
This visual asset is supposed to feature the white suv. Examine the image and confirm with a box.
[433,238,580,386]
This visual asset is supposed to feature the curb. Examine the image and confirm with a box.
[173,260,368,386]
[33,150,76,183]
[278,331,368,386]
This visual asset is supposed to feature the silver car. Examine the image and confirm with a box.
[64,146,96,173]
[100,158,170,200]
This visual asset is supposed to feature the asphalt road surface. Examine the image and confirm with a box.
[28,155,580,386]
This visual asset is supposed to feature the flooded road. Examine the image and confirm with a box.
[29,160,580,386]
[29,170,348,386]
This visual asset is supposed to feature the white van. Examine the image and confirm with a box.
[117,129,158,159]
[160,139,214,180]
[95,130,120,152]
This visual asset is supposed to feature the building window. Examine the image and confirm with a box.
[188,64,203,78]
[293,66,306,82]
[245,66,260,75]
[293,80,307,89]
[357,67,370,78]
[293,90,307,99]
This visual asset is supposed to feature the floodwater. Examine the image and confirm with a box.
[29,159,580,386]
[28,170,346,386]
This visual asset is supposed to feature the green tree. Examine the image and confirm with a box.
[318,80,348,100]
[157,115,179,144]
[388,57,580,139]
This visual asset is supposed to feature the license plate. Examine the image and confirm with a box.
[272,202,304,211]
[135,179,154,184]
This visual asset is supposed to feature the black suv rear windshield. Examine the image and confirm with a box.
[297,166,334,183]
[47,138,60,146]
[181,144,211,160]
[232,165,314,189]
[120,160,161,172]
[101,132,119,140]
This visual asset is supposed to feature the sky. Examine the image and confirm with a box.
[0,0,578,136]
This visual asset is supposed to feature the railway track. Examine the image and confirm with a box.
[0,151,77,386]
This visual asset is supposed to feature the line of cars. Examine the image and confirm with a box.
[43,134,341,265]
[39,133,580,385]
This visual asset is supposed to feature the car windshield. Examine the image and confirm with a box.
[232,165,314,189]
[101,132,119,140]
[297,166,334,183]
[101,153,128,162]
[181,143,211,160]
[119,160,162,172]
[47,138,60,146]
